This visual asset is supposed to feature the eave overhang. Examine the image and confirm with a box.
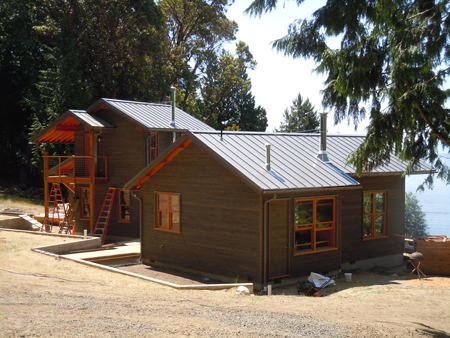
[30,110,113,144]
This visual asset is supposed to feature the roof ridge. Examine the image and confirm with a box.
[102,98,172,107]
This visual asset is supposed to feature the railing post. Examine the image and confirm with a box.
[44,152,49,224]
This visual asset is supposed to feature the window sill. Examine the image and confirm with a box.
[155,227,181,234]
[294,246,337,256]
[118,220,131,224]
[363,235,388,241]
[80,217,90,221]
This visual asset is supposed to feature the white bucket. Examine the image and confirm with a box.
[344,273,352,282]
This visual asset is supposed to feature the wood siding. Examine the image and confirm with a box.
[263,189,343,279]
[73,110,144,238]
[268,199,289,279]
[71,110,182,239]
[140,142,262,284]
[341,175,405,263]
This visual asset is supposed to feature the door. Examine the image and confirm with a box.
[269,199,290,279]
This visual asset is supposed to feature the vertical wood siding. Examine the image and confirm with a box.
[141,142,262,284]
[340,175,405,263]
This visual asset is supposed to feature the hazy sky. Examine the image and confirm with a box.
[226,0,368,134]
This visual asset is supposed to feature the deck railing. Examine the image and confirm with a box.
[44,155,108,184]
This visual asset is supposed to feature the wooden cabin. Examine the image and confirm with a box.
[30,96,214,241]
[123,125,433,289]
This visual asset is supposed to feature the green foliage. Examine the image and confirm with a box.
[157,0,238,105]
[246,0,450,186]
[275,93,319,132]
[194,41,267,131]
[405,191,429,238]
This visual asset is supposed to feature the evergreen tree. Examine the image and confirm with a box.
[246,0,450,187]
[405,192,429,238]
[25,21,94,173]
[276,93,319,132]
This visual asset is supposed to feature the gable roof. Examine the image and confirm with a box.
[89,98,214,131]
[124,130,435,193]
[30,110,113,144]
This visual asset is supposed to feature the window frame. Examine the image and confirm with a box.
[363,191,388,240]
[118,189,131,223]
[294,196,337,256]
[155,192,181,233]
[80,187,90,220]
[146,132,158,166]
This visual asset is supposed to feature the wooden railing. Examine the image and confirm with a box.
[43,155,108,184]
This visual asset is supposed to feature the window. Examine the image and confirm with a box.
[363,191,387,239]
[156,193,180,233]
[294,197,336,254]
[81,188,90,219]
[118,190,130,223]
[146,132,157,165]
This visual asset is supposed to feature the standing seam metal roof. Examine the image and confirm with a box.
[191,131,361,191]
[93,98,214,131]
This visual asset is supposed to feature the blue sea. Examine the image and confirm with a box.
[406,175,450,237]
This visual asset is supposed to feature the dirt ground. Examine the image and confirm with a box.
[1,231,450,337]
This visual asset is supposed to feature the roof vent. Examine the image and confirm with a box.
[265,143,271,170]
[317,113,330,163]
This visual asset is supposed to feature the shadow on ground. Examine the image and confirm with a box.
[271,262,434,296]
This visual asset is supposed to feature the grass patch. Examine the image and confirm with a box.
[0,193,45,206]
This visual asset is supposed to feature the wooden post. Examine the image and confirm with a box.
[44,152,49,222]
[89,131,96,233]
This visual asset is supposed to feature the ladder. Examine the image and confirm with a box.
[41,183,66,232]
[59,197,79,235]
[92,187,116,245]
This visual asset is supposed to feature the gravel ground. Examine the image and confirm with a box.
[1,231,449,337]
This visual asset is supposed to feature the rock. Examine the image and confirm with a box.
[236,286,250,296]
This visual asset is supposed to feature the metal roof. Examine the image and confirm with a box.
[124,130,434,192]
[30,110,113,144]
[325,134,434,175]
[90,98,214,131]
[190,131,360,192]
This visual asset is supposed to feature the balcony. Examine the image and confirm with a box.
[44,156,108,188]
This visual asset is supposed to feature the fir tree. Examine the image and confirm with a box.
[405,192,429,238]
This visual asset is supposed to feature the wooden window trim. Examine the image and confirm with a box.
[155,192,180,233]
[294,196,336,256]
[118,189,131,224]
[80,187,90,220]
[146,132,158,166]
[363,191,387,240]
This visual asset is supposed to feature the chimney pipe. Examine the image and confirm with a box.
[317,113,330,163]
[170,86,176,142]
[265,143,271,170]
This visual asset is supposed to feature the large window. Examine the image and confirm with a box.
[294,197,336,255]
[156,193,180,233]
[81,187,90,219]
[363,191,387,239]
[118,190,130,223]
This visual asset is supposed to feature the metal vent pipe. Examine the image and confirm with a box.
[265,143,271,170]
[170,86,176,142]
[317,113,330,163]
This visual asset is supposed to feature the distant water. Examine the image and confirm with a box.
[406,175,450,237]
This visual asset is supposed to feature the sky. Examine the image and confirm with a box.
[225,0,449,222]
[225,0,364,134]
